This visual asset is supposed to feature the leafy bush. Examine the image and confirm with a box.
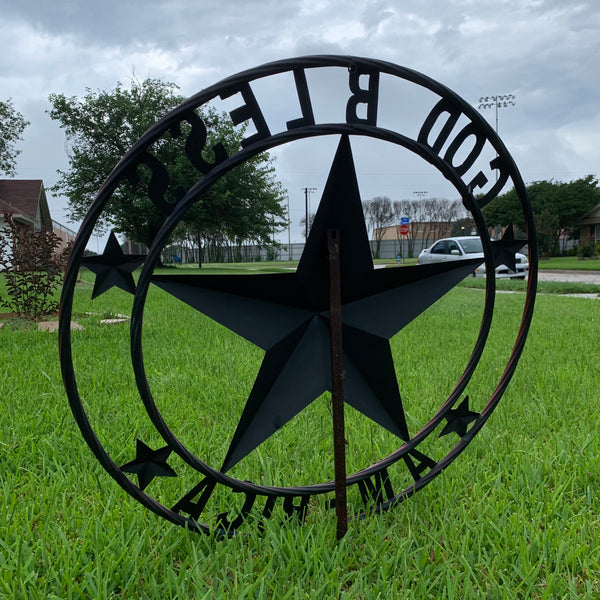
[0,216,71,319]
[265,245,279,261]
[578,242,598,258]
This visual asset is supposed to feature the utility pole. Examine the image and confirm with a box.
[302,187,317,239]
[287,195,291,259]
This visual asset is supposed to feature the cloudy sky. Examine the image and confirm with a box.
[1,0,599,243]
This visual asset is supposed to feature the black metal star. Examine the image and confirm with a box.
[152,135,483,473]
[120,439,177,491]
[491,224,527,273]
[82,232,146,298]
[438,396,480,438]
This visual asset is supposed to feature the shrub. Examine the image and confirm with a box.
[578,242,598,258]
[265,245,279,261]
[0,216,71,319]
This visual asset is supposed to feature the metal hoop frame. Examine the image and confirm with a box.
[59,56,537,534]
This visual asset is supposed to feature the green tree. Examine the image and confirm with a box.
[48,78,188,246]
[48,78,287,259]
[482,176,600,255]
[180,113,286,265]
[299,212,316,239]
[0,99,29,176]
[363,196,395,258]
[450,216,476,237]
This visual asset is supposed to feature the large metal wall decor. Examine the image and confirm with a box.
[59,56,537,536]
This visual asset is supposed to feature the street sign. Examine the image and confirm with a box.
[400,217,410,225]
[399,224,409,235]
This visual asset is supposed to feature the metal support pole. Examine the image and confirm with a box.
[327,228,347,540]
[287,195,291,259]
[302,187,317,240]
[305,188,309,240]
[478,95,516,182]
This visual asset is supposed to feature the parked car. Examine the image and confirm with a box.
[417,236,528,279]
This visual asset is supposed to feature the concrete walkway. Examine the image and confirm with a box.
[537,270,600,284]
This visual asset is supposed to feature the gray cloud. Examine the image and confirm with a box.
[0,0,598,240]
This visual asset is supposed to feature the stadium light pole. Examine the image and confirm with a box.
[478,94,516,180]
[478,94,516,135]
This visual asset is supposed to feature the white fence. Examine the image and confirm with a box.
[161,238,434,264]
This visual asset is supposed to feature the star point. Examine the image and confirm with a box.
[120,439,177,491]
[492,224,527,273]
[439,396,479,438]
[82,232,145,298]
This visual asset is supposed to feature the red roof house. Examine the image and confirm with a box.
[0,179,52,231]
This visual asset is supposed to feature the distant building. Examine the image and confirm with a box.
[578,204,600,243]
[374,221,455,242]
[0,179,77,253]
[0,179,52,232]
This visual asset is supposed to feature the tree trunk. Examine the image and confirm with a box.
[196,229,203,268]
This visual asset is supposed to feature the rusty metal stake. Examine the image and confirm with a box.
[327,228,347,540]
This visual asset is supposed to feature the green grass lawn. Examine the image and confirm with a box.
[1,265,599,598]
[459,277,600,296]
[376,256,600,271]
[165,255,600,272]
[164,261,300,275]
[538,256,600,271]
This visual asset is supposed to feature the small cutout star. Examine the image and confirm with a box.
[439,396,479,438]
[492,224,526,273]
[120,439,177,491]
[82,232,145,298]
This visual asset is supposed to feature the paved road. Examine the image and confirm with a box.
[381,264,600,285]
[537,270,600,284]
